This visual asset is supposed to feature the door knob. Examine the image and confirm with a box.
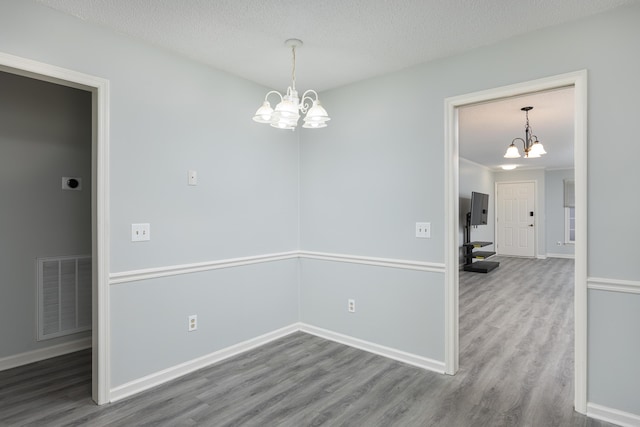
[529,224,534,227]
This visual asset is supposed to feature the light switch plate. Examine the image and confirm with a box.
[416,222,431,238]
[131,223,150,241]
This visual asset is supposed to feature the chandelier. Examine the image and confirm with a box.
[252,39,330,130]
[504,106,546,158]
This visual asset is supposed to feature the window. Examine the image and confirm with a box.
[565,206,575,243]
[564,179,575,244]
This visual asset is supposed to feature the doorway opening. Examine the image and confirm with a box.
[0,51,110,404]
[444,70,588,414]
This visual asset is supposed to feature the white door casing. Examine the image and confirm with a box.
[444,70,588,414]
[496,182,536,257]
[0,51,111,405]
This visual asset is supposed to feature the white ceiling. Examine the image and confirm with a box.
[36,0,637,92]
[33,0,633,171]
[459,87,575,171]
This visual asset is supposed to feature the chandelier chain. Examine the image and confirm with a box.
[291,44,296,91]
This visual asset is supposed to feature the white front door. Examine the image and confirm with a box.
[497,182,536,257]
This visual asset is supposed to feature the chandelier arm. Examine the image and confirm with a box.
[512,137,526,149]
[299,90,319,114]
[264,90,283,103]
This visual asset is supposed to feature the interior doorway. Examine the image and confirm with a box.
[444,70,588,413]
[0,51,110,404]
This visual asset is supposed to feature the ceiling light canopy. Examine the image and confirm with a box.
[504,106,546,159]
[253,39,330,131]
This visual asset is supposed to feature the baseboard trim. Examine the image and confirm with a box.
[109,322,445,403]
[0,337,91,371]
[587,402,640,427]
[109,324,299,403]
[588,277,640,295]
[299,323,446,374]
[546,253,575,259]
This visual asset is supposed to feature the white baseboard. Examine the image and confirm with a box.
[547,252,575,259]
[109,323,299,403]
[110,322,445,403]
[299,323,445,374]
[0,337,91,371]
[588,402,640,427]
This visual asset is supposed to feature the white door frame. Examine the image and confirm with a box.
[495,180,537,258]
[0,51,111,404]
[444,70,588,413]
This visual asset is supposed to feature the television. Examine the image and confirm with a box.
[470,191,489,225]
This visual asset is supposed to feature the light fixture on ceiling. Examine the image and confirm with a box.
[501,164,518,170]
[504,106,546,159]
[252,39,330,130]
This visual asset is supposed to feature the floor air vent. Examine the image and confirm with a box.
[37,255,92,341]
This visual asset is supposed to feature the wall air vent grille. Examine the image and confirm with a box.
[37,255,92,341]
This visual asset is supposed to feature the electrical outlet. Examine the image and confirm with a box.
[131,223,150,242]
[348,299,356,313]
[188,170,197,186]
[188,315,197,332]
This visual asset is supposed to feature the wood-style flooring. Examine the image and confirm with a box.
[0,257,616,426]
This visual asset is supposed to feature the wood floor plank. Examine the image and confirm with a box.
[0,257,620,426]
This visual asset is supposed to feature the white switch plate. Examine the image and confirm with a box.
[416,222,431,238]
[188,170,197,186]
[188,314,197,332]
[131,223,151,241]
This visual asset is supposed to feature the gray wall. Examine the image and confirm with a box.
[0,0,299,387]
[0,71,92,358]
[2,0,640,417]
[459,158,495,263]
[301,3,640,416]
[545,169,575,257]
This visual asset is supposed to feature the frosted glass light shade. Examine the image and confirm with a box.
[529,140,546,156]
[504,143,521,158]
[253,101,274,123]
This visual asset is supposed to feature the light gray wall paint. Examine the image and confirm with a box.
[459,158,495,263]
[0,71,92,358]
[0,0,299,381]
[301,3,640,416]
[545,169,575,256]
[300,259,444,361]
[3,0,640,416]
[588,289,640,415]
[110,259,298,387]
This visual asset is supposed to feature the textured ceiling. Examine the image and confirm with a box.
[33,0,632,171]
[36,0,637,91]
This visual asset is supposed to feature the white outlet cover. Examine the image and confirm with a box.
[188,314,197,331]
[188,170,197,186]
